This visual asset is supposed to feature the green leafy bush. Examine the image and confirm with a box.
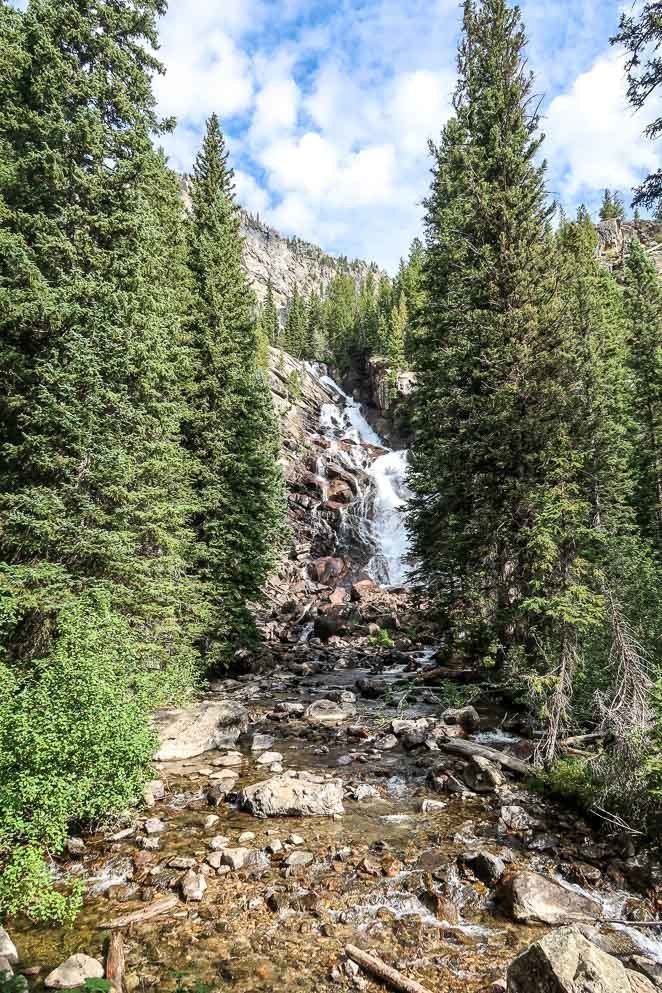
[0,591,158,922]
[368,628,395,649]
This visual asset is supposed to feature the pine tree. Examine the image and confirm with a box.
[262,280,280,345]
[407,0,586,675]
[305,291,326,361]
[283,286,307,357]
[599,189,625,222]
[0,0,196,920]
[185,115,286,665]
[386,292,408,377]
[624,239,662,551]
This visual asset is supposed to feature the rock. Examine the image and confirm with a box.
[327,689,356,705]
[349,784,379,801]
[169,856,197,870]
[463,755,505,793]
[499,871,603,925]
[392,718,429,736]
[65,837,86,857]
[251,733,275,752]
[351,579,380,602]
[209,835,230,851]
[204,815,220,830]
[144,817,165,835]
[285,851,314,868]
[498,805,531,834]
[155,701,248,761]
[420,799,447,814]
[266,839,283,855]
[288,834,305,846]
[213,752,243,767]
[0,929,18,966]
[238,831,256,844]
[45,954,104,989]
[506,926,657,993]
[460,851,506,885]
[309,557,347,585]
[305,699,356,726]
[222,848,270,872]
[181,869,207,902]
[206,851,224,870]
[442,706,480,732]
[256,751,283,766]
[208,783,232,807]
[376,734,398,750]
[628,956,662,988]
[240,774,344,818]
[138,835,160,851]
[274,702,305,717]
[0,958,13,980]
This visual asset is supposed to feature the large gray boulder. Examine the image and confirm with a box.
[499,871,602,925]
[154,700,248,761]
[304,699,356,726]
[0,929,17,966]
[239,771,344,817]
[45,954,104,990]
[507,927,657,992]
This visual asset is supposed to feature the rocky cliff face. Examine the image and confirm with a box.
[596,218,662,274]
[240,211,381,314]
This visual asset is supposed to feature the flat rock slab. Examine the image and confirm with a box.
[155,701,248,761]
[239,773,344,817]
[499,870,602,925]
[45,954,104,989]
[507,926,657,993]
[305,699,356,726]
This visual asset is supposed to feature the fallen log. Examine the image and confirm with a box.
[412,667,478,685]
[99,895,179,929]
[560,732,606,748]
[345,945,434,993]
[436,737,531,777]
[106,932,125,991]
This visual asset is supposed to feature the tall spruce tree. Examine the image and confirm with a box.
[624,239,662,551]
[185,115,286,666]
[407,0,588,678]
[0,0,196,920]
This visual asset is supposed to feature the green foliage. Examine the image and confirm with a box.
[367,627,396,648]
[73,982,112,993]
[184,115,287,667]
[0,975,28,993]
[0,592,157,922]
[598,188,625,221]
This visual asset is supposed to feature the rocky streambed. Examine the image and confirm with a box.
[5,640,662,992]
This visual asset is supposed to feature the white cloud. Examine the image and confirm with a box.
[545,50,660,201]
[234,170,270,216]
[251,77,300,143]
[391,69,454,153]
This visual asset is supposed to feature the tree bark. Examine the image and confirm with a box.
[106,932,125,991]
[345,945,434,993]
[436,737,531,776]
[99,895,179,929]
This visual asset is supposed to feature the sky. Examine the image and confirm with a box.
[11,0,662,271]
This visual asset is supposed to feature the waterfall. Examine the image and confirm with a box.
[309,365,412,586]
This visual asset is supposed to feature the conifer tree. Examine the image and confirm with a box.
[0,0,196,920]
[262,280,280,345]
[305,291,326,360]
[283,286,307,357]
[599,189,626,221]
[624,239,662,550]
[386,293,408,377]
[408,0,584,674]
[185,115,286,665]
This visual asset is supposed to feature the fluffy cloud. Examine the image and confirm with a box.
[545,50,660,200]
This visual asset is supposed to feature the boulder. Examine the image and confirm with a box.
[305,699,356,726]
[442,706,481,732]
[0,929,18,966]
[507,926,657,993]
[239,773,344,818]
[308,557,347,585]
[351,579,381,602]
[155,700,248,761]
[461,851,506,886]
[499,871,603,925]
[180,869,207,902]
[45,954,104,990]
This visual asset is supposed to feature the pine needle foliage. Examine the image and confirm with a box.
[184,115,286,667]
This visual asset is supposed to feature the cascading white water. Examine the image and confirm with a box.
[309,365,412,586]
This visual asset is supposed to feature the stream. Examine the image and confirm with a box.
[6,373,662,992]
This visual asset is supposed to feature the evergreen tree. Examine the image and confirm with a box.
[599,189,625,222]
[0,0,196,919]
[262,280,280,345]
[624,239,662,551]
[185,115,286,666]
[283,285,307,357]
[386,292,408,377]
[408,0,586,679]
[305,290,326,360]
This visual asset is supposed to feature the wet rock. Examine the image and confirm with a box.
[222,848,270,872]
[348,784,379,801]
[305,699,356,726]
[138,835,160,851]
[498,804,531,834]
[559,862,603,886]
[256,751,283,765]
[274,702,305,717]
[420,799,446,814]
[327,689,356,705]
[204,815,220,830]
[442,706,480,732]
[240,773,344,817]
[628,956,662,988]
[209,835,230,851]
[144,817,166,835]
[499,870,602,925]
[45,954,104,989]
[506,926,657,993]
[429,770,472,796]
[309,557,348,585]
[463,755,504,793]
[392,718,430,736]
[65,837,86,857]
[460,851,506,886]
[207,783,232,807]
[355,677,388,699]
[155,700,248,761]
[181,869,207,902]
[528,833,561,852]
[266,839,283,855]
[376,734,398,750]
[337,755,353,766]
[0,929,18,966]
[289,834,305,845]
[170,856,197,870]
[213,752,243,767]
[251,733,275,752]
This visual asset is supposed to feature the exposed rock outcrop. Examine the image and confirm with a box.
[596,218,662,275]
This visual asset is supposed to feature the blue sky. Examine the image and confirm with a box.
[11,0,662,271]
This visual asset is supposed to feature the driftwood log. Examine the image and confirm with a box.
[105,932,125,991]
[436,737,531,776]
[99,895,179,929]
[345,944,435,993]
[412,667,478,685]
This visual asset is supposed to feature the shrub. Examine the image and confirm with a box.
[0,590,158,922]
